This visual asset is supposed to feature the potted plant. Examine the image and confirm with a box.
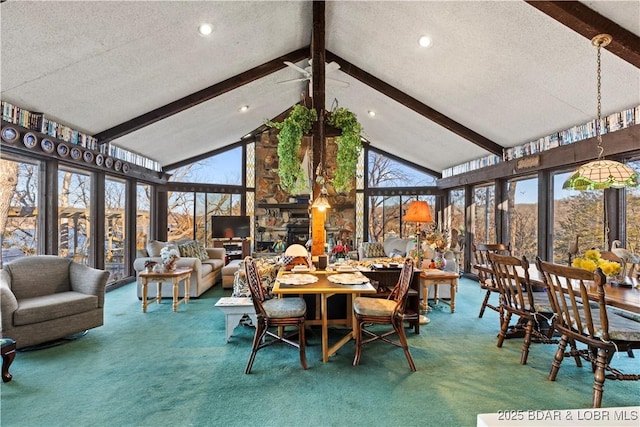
[267,104,362,194]
[267,105,317,194]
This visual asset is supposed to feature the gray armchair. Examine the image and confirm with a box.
[0,255,109,349]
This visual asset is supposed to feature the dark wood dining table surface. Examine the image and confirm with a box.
[475,263,640,315]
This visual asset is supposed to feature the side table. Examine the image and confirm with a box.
[420,269,460,313]
[1,338,16,382]
[215,297,257,342]
[138,267,193,312]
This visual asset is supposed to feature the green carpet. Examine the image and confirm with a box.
[1,278,638,427]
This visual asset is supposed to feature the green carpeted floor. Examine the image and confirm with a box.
[1,277,638,427]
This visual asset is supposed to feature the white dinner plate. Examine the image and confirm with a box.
[278,274,318,285]
[327,273,370,285]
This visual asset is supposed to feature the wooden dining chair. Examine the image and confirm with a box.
[353,258,416,371]
[535,258,640,408]
[471,242,511,318]
[243,257,308,374]
[489,253,557,365]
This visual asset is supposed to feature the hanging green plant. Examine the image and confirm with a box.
[266,105,317,194]
[327,107,362,193]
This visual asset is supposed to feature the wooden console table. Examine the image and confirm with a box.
[139,267,192,312]
[420,269,460,313]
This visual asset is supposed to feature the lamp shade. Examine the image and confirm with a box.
[563,159,639,190]
[311,186,331,211]
[404,200,433,223]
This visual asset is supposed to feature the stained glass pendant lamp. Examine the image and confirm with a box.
[563,34,639,191]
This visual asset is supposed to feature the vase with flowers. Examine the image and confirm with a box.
[160,244,180,272]
[331,241,349,262]
[572,249,621,277]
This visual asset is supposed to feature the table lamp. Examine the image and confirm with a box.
[404,200,434,324]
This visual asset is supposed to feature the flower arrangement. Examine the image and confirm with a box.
[331,242,349,258]
[160,245,180,271]
[424,227,449,252]
[572,249,621,277]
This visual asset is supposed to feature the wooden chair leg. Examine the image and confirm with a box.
[549,335,568,381]
[591,348,608,408]
[245,319,267,374]
[520,319,534,365]
[496,311,511,348]
[298,322,308,370]
[353,317,363,367]
[2,342,16,383]
[478,290,492,318]
[394,318,416,372]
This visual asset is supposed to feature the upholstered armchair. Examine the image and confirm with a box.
[0,255,109,349]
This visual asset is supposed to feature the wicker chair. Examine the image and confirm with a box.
[243,257,307,374]
[471,243,511,318]
[489,253,558,365]
[353,258,416,371]
[536,258,640,408]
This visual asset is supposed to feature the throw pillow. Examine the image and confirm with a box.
[362,242,385,258]
[196,243,209,261]
[146,240,165,257]
[177,240,200,258]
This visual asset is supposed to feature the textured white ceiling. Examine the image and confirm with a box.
[2,1,639,174]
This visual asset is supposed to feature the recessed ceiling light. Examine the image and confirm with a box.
[418,36,432,48]
[368,110,376,117]
[198,23,213,36]
[239,105,249,112]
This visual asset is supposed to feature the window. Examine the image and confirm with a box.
[58,167,91,264]
[168,147,242,185]
[552,171,604,263]
[368,151,437,187]
[0,155,39,263]
[105,177,126,282]
[508,177,538,260]
[625,159,640,252]
[137,183,151,255]
[472,184,495,244]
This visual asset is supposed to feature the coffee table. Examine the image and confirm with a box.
[138,267,193,312]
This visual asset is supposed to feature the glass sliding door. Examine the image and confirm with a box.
[508,177,538,260]
[552,171,604,263]
[104,176,126,282]
[472,184,495,244]
[58,166,91,264]
[0,155,39,263]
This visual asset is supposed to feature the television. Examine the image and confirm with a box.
[211,215,250,239]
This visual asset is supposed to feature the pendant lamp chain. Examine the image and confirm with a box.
[595,35,604,159]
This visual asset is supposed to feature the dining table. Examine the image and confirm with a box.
[272,268,376,363]
[476,262,640,315]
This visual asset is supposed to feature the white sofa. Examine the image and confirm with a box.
[358,238,414,261]
[133,240,225,298]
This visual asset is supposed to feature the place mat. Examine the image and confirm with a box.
[278,273,319,285]
[327,273,370,285]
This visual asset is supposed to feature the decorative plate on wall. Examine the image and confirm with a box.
[114,160,122,172]
[1,126,19,143]
[41,138,55,153]
[70,147,82,160]
[95,154,104,167]
[23,132,38,148]
[122,163,130,173]
[83,150,94,163]
[57,143,69,157]
[105,157,114,168]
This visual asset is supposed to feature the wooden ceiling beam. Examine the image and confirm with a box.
[326,51,504,156]
[94,47,310,144]
[525,1,640,69]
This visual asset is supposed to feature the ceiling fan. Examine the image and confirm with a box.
[278,60,350,88]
